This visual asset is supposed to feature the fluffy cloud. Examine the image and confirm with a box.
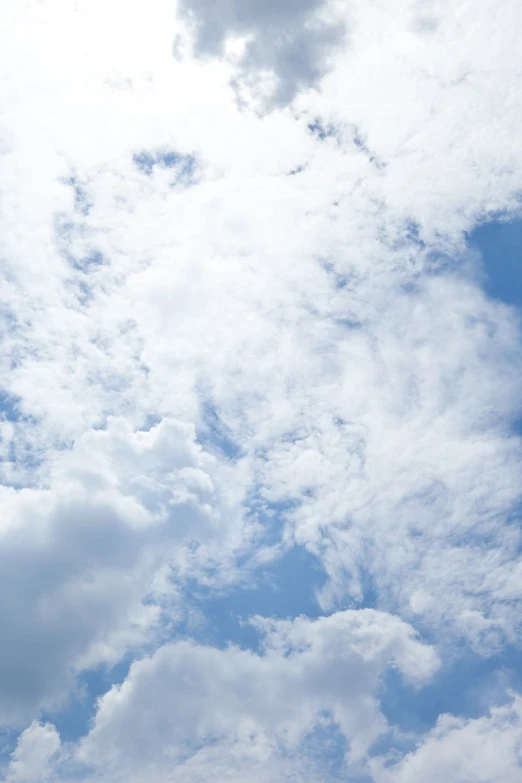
[3,722,60,783]
[0,417,239,725]
[372,694,522,783]
[78,610,437,779]
[0,0,522,781]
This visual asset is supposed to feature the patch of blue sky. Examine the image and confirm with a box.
[334,316,364,330]
[40,660,133,744]
[307,118,337,141]
[54,215,106,273]
[0,728,18,768]
[238,496,305,568]
[133,149,196,180]
[401,220,426,251]
[351,127,386,170]
[467,216,522,435]
[425,215,522,309]
[0,390,58,482]
[46,548,326,739]
[317,257,360,293]
[301,719,352,781]
[468,216,522,310]
[141,412,163,431]
[378,641,522,740]
[63,176,92,216]
[398,217,522,439]
[198,400,242,460]
[0,390,20,423]
[182,546,326,652]
[70,279,95,307]
[69,249,105,273]
[307,117,385,172]
[351,564,379,610]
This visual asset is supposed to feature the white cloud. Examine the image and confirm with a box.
[0,0,522,780]
[298,0,522,240]
[3,722,60,783]
[371,694,522,783]
[253,275,522,649]
[0,417,242,725]
[78,610,437,779]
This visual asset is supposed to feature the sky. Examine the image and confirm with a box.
[0,1,522,781]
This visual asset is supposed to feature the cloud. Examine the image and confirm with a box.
[251,274,522,650]
[0,0,522,781]
[0,417,239,725]
[299,0,522,240]
[371,694,522,783]
[3,722,60,783]
[176,0,347,107]
[78,610,437,779]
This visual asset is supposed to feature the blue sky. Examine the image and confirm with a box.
[1,2,522,782]
[471,218,522,310]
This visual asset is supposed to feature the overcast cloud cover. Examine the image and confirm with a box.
[0,0,522,781]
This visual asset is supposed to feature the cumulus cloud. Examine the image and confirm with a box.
[79,610,437,778]
[371,694,522,783]
[0,417,237,725]
[3,722,60,783]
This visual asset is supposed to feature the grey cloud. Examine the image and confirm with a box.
[0,418,221,726]
[177,0,347,106]
[4,721,60,783]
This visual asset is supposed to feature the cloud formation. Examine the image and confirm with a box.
[79,610,437,779]
[176,0,346,106]
[0,0,522,781]
[4,723,60,783]
[0,417,235,725]
[372,695,522,783]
